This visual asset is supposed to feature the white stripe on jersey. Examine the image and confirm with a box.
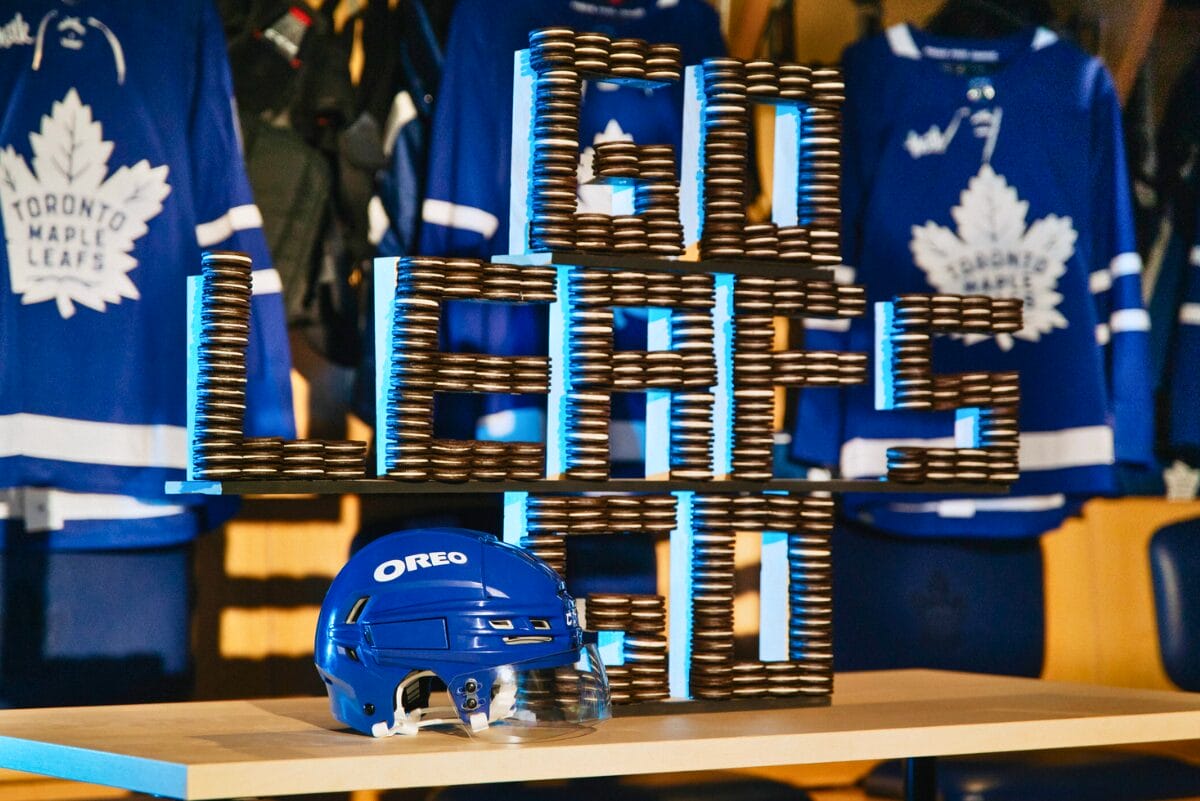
[368,195,390,246]
[1030,28,1059,50]
[422,198,500,238]
[0,414,187,469]
[195,203,264,247]
[1190,245,1200,266]
[382,90,418,158]
[886,24,921,59]
[886,493,1066,518]
[1110,308,1151,333]
[1180,303,1200,326]
[1091,253,1142,294]
[1095,323,1111,346]
[1110,252,1143,278]
[0,488,188,532]
[251,268,283,296]
[840,425,1115,478]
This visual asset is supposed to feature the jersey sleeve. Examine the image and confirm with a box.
[417,2,508,258]
[1087,63,1153,467]
[191,0,295,439]
[1168,231,1200,460]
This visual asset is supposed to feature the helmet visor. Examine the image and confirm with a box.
[446,642,611,741]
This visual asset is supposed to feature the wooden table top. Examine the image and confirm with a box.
[1,670,1198,800]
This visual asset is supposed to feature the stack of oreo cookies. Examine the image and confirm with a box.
[645,43,683,82]
[434,354,550,394]
[979,409,1020,483]
[610,270,649,306]
[522,495,568,574]
[586,593,631,631]
[612,350,685,390]
[323,441,368,478]
[789,494,834,696]
[773,350,868,387]
[639,495,680,532]
[572,31,610,72]
[887,441,1020,485]
[699,57,750,260]
[282,440,324,478]
[777,226,811,262]
[731,661,769,698]
[646,272,682,306]
[671,390,715,481]
[731,281,777,480]
[635,145,684,256]
[527,28,582,253]
[743,223,780,260]
[929,370,1019,411]
[672,308,717,388]
[885,295,936,411]
[803,66,845,267]
[625,595,669,701]
[481,262,557,302]
[442,258,482,299]
[239,437,283,480]
[592,141,639,179]
[192,251,254,481]
[689,495,736,700]
[837,284,869,316]
[566,268,613,480]
[612,215,649,253]
[744,60,779,99]
[384,257,440,479]
[778,62,811,102]
[585,591,633,703]
[609,37,647,79]
[436,439,548,483]
[573,214,613,252]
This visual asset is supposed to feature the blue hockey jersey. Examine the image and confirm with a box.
[414,0,726,463]
[0,1,295,550]
[792,24,1153,538]
[1167,230,1200,460]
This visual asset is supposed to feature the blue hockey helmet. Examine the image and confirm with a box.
[315,528,609,738]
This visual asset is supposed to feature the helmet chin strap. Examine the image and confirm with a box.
[371,668,520,737]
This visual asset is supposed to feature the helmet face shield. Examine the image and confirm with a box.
[382,643,610,740]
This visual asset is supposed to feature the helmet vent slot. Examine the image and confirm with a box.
[531,618,551,630]
[488,618,514,630]
[345,596,369,624]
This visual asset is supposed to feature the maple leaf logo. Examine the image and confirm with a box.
[0,88,170,318]
[910,164,1076,350]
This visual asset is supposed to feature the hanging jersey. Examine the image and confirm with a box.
[791,24,1152,538]
[1167,230,1200,461]
[415,0,726,465]
[0,1,295,550]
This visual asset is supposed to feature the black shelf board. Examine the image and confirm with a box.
[611,692,830,717]
[495,251,837,279]
[167,478,1009,496]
